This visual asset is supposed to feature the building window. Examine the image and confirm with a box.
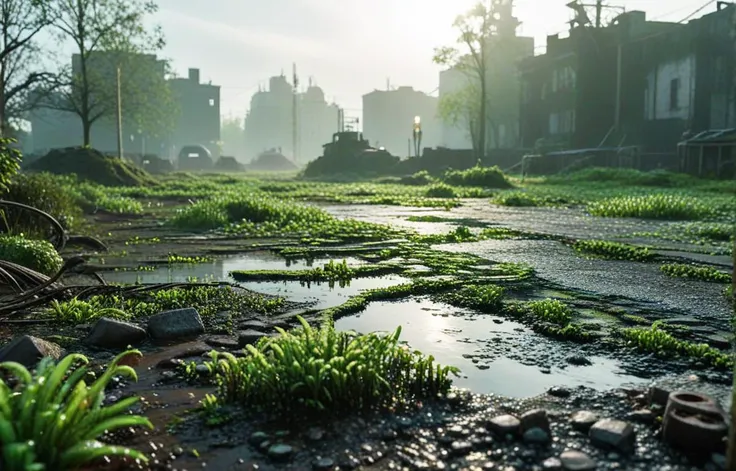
[669,78,680,110]
[209,99,215,106]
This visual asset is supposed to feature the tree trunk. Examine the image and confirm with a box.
[0,66,5,138]
[82,118,91,147]
[478,81,487,162]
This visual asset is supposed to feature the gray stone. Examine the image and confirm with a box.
[313,457,335,470]
[705,335,731,349]
[85,317,147,348]
[548,386,571,398]
[450,440,472,455]
[487,414,521,436]
[626,408,655,424]
[542,457,563,470]
[306,427,325,441]
[570,410,599,432]
[240,319,274,331]
[147,308,204,340]
[0,335,64,367]
[521,408,551,434]
[267,444,293,461]
[203,335,239,349]
[237,329,271,346]
[248,431,269,446]
[523,427,550,444]
[567,355,592,366]
[589,419,636,454]
[559,450,596,470]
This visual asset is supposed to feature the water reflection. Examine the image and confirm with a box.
[336,299,646,398]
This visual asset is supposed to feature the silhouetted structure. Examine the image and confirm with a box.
[178,144,214,171]
[168,68,221,160]
[439,0,534,150]
[362,86,440,157]
[243,75,338,163]
[518,7,735,155]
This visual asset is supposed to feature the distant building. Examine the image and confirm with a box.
[362,86,440,157]
[28,53,221,160]
[438,1,534,152]
[243,75,338,163]
[168,68,221,160]
[517,8,732,153]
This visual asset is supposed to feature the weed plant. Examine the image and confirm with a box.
[48,298,129,323]
[0,235,63,275]
[621,321,732,368]
[443,164,512,189]
[506,299,593,342]
[2,173,82,231]
[547,167,695,187]
[167,254,213,264]
[588,194,712,220]
[210,317,458,416]
[425,183,457,198]
[399,171,434,186]
[527,299,573,325]
[230,259,404,287]
[0,350,152,470]
[440,284,505,312]
[572,240,654,262]
[660,263,731,283]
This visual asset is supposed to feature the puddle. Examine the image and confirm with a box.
[335,299,645,398]
[222,251,367,272]
[235,275,411,310]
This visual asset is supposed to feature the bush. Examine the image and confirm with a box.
[0,350,153,470]
[2,173,82,230]
[0,235,63,275]
[660,263,731,283]
[443,164,512,189]
[210,317,458,416]
[572,239,654,262]
[425,183,457,198]
[399,170,434,186]
[0,138,21,195]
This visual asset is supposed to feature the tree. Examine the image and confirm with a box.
[220,117,245,159]
[43,0,173,146]
[0,0,54,136]
[434,2,495,160]
[438,82,481,151]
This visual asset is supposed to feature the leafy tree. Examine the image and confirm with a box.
[220,116,245,159]
[438,81,481,152]
[0,0,54,135]
[434,2,496,160]
[42,0,174,146]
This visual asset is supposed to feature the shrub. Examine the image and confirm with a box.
[440,284,505,312]
[0,138,21,195]
[425,183,457,198]
[527,299,573,326]
[443,164,512,188]
[399,170,434,186]
[572,240,654,262]
[0,235,63,275]
[0,350,153,470]
[210,317,458,416]
[2,173,82,231]
[587,194,712,220]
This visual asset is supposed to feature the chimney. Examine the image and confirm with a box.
[188,68,200,83]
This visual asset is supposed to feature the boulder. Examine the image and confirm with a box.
[589,419,636,454]
[147,308,205,341]
[85,317,147,348]
[0,335,64,367]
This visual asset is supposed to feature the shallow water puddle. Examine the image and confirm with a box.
[336,299,645,398]
[222,251,367,272]
[235,275,410,310]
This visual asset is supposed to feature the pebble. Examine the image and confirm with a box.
[520,409,551,434]
[627,408,655,423]
[306,427,325,441]
[570,410,599,432]
[313,457,335,470]
[267,444,293,461]
[559,450,596,470]
[488,414,521,436]
[548,386,571,398]
[589,419,636,454]
[248,431,269,446]
[522,427,550,444]
[542,457,563,470]
[450,440,473,455]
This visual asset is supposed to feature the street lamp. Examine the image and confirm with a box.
[412,115,422,158]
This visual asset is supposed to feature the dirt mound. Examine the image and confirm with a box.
[249,150,297,172]
[26,147,157,187]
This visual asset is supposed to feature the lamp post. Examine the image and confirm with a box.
[412,115,422,158]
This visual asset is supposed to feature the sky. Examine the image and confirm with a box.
[151,0,718,121]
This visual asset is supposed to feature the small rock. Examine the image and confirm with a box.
[548,386,571,398]
[85,317,147,348]
[589,419,636,454]
[566,355,592,366]
[570,410,599,432]
[706,335,731,349]
[306,427,325,441]
[523,427,550,444]
[450,440,473,455]
[0,335,64,367]
[248,431,269,446]
[195,364,210,375]
[237,329,270,347]
[156,358,183,369]
[649,385,671,405]
[626,408,655,424]
[542,457,563,470]
[520,409,551,434]
[240,319,274,331]
[313,457,335,470]
[267,444,293,461]
[203,335,239,349]
[147,308,205,340]
[447,425,467,437]
[559,450,596,470]
[487,414,521,436]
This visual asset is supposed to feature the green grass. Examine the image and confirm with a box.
[572,240,655,262]
[660,263,731,283]
[506,299,593,342]
[0,350,152,470]
[443,164,512,189]
[230,260,405,287]
[0,235,63,275]
[587,194,713,220]
[208,317,458,417]
[620,321,732,368]
[439,284,505,312]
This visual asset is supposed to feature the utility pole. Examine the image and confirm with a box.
[595,0,603,27]
[116,66,123,159]
[292,63,298,163]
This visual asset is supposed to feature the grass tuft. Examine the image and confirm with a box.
[660,263,731,283]
[572,239,654,262]
[588,194,712,220]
